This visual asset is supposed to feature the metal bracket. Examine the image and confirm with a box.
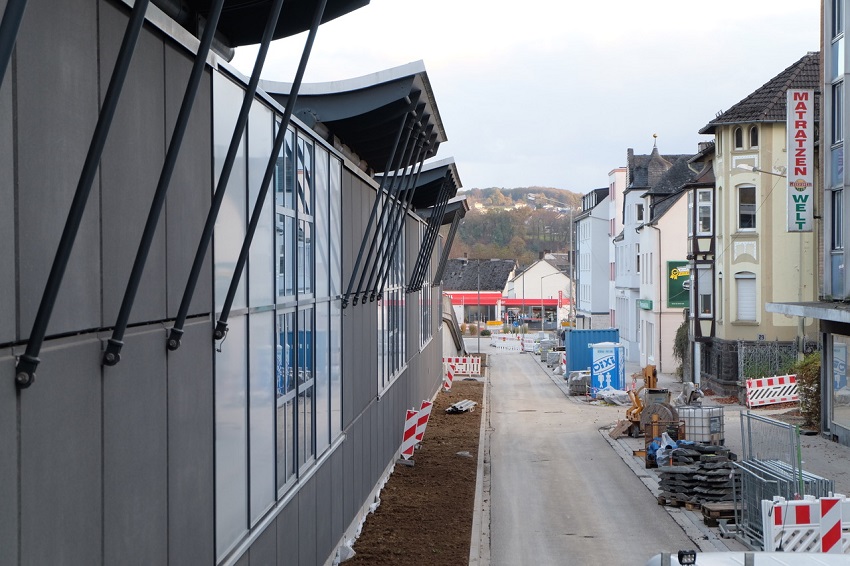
[102,338,123,366]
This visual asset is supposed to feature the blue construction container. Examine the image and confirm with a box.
[562,328,620,372]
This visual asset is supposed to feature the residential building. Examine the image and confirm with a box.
[637,153,699,373]
[0,3,462,564]
[698,52,819,396]
[608,167,628,327]
[506,259,571,330]
[576,188,611,329]
[613,147,689,362]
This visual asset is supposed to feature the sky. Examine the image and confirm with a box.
[231,0,821,193]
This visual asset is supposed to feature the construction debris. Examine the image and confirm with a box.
[446,400,477,414]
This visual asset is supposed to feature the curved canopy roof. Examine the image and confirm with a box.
[262,61,446,172]
[153,0,369,47]
[408,157,461,210]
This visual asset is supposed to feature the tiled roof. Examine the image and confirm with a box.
[700,52,820,134]
[646,156,697,222]
[442,259,516,292]
[627,147,691,188]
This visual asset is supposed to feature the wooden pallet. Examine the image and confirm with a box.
[702,501,739,527]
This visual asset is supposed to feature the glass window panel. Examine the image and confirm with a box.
[697,189,712,235]
[276,311,296,491]
[297,221,313,295]
[215,315,247,560]
[697,266,713,317]
[749,126,758,148]
[248,311,275,525]
[734,127,743,149]
[739,186,756,230]
[297,136,313,216]
[315,147,330,299]
[275,128,295,209]
[834,81,844,145]
[315,302,330,455]
[834,190,844,251]
[834,335,850,431]
[298,308,315,468]
[330,300,342,435]
[213,73,247,312]
[832,37,845,82]
[249,105,274,307]
[330,157,342,297]
[832,145,844,190]
[834,0,844,38]
[285,217,294,296]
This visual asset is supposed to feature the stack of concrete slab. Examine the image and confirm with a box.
[656,445,739,508]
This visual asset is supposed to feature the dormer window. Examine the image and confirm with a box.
[734,127,744,149]
[749,126,758,148]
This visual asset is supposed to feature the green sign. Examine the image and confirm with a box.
[667,261,690,308]
[638,299,653,310]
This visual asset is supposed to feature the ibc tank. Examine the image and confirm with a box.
[679,406,725,445]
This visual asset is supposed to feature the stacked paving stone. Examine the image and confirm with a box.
[656,444,739,507]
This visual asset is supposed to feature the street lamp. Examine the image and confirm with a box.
[734,163,787,177]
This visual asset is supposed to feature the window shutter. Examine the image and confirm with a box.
[736,276,756,321]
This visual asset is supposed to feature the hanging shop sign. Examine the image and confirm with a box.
[786,89,814,232]
[667,261,690,308]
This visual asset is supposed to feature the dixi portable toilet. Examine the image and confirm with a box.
[589,342,625,397]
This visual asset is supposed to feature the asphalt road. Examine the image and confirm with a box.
[483,347,695,565]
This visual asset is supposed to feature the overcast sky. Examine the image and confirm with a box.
[231,0,820,193]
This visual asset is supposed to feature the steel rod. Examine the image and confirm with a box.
[103,0,226,366]
[0,0,27,88]
[167,0,285,351]
[15,0,150,388]
[214,0,329,340]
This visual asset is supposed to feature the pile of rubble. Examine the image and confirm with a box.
[655,444,739,508]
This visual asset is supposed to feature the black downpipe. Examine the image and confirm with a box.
[432,212,460,285]
[213,0,329,341]
[102,0,226,366]
[362,126,426,304]
[350,106,422,305]
[408,177,449,291]
[0,0,27,88]
[341,105,413,309]
[371,132,432,301]
[166,0,285,352]
[408,175,450,292]
[14,0,150,389]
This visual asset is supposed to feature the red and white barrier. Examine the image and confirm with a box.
[746,374,800,408]
[443,363,455,391]
[415,400,432,444]
[489,333,523,351]
[762,495,850,553]
[400,409,418,460]
[442,356,481,375]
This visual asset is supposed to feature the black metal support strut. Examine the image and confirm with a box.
[0,0,27,88]
[15,0,150,388]
[102,0,226,366]
[166,0,286,352]
[214,0,329,341]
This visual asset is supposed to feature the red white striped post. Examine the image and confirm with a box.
[821,497,843,553]
[444,363,455,391]
[415,400,433,444]
[400,409,418,460]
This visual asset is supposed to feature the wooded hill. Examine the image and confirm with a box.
[451,187,585,268]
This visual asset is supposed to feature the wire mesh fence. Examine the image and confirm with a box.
[733,412,834,549]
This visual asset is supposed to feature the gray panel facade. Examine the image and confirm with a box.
[0,351,17,566]
[100,4,167,325]
[104,325,168,564]
[276,500,300,565]
[0,30,13,344]
[16,0,101,336]
[20,337,102,564]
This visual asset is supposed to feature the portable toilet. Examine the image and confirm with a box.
[589,342,625,397]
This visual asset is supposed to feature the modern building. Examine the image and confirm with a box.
[767,4,850,446]
[575,187,611,329]
[698,52,819,395]
[0,2,463,564]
